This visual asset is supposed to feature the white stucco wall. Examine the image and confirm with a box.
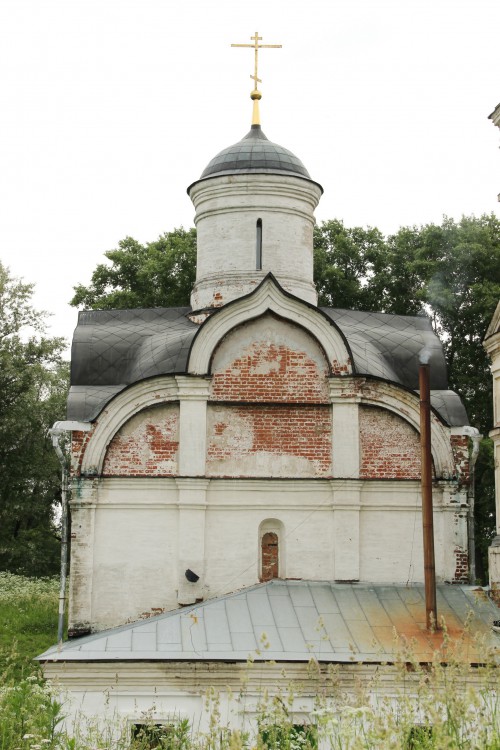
[69,475,468,631]
[189,174,321,308]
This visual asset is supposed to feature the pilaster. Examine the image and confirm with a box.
[491,427,500,535]
[332,481,361,581]
[175,376,210,476]
[329,379,360,479]
[68,477,98,636]
[489,538,500,604]
[175,376,210,605]
[176,478,210,605]
[488,424,500,598]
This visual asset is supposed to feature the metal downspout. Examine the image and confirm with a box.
[50,431,68,644]
[49,420,91,644]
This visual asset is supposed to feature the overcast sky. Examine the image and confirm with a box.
[1,0,499,350]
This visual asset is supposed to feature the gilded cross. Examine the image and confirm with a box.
[231,32,282,94]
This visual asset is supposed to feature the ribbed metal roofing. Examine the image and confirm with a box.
[196,125,313,182]
[38,581,500,664]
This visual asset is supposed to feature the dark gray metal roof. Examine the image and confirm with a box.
[429,390,469,427]
[37,581,500,664]
[193,125,316,185]
[67,302,467,426]
[321,308,469,427]
[322,308,447,389]
[68,307,196,420]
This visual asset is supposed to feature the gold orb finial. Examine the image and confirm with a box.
[231,32,282,126]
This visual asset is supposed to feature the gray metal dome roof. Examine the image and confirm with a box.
[199,124,312,180]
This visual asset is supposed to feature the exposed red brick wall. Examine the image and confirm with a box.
[331,358,351,375]
[261,532,279,581]
[359,405,428,479]
[453,548,469,583]
[210,315,330,403]
[450,435,470,485]
[206,404,332,477]
[71,429,93,476]
[103,404,179,476]
[211,342,329,403]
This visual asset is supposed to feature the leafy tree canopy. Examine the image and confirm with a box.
[70,228,197,310]
[0,262,68,576]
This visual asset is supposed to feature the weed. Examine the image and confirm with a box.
[1,575,499,749]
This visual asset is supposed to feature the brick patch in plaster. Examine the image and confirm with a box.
[103,404,179,476]
[210,314,331,403]
[331,358,350,375]
[212,343,329,402]
[359,405,427,480]
[453,548,469,583]
[71,429,94,476]
[206,404,332,477]
[450,435,470,485]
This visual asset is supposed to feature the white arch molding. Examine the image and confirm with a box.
[357,381,457,478]
[79,376,209,475]
[80,381,458,480]
[188,276,352,376]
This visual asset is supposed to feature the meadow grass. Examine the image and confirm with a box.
[0,572,59,681]
[1,574,499,749]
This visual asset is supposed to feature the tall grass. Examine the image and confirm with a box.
[0,572,59,681]
[0,572,63,749]
[1,574,499,749]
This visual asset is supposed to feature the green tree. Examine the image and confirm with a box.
[70,228,197,310]
[313,220,429,316]
[0,262,68,576]
[473,437,496,583]
[414,215,500,581]
[313,220,390,311]
[415,215,500,433]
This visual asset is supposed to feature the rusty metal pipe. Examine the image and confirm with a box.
[419,363,438,631]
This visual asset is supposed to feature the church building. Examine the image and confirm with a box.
[39,38,500,737]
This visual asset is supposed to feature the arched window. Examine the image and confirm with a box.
[256,218,263,270]
[261,531,279,581]
[259,519,284,582]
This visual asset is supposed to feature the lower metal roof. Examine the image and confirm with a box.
[38,581,499,664]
